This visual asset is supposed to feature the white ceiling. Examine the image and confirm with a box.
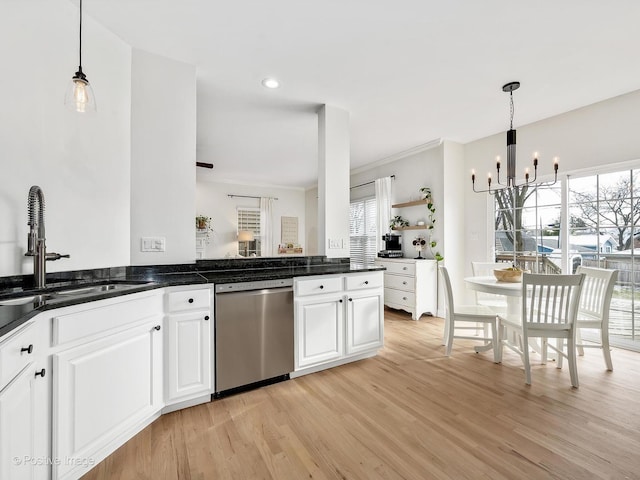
[86,0,640,188]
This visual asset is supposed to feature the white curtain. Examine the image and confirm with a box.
[375,176,392,252]
[260,197,274,256]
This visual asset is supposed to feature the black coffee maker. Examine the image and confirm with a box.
[378,234,403,258]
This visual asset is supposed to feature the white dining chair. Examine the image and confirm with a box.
[471,261,509,314]
[498,273,584,387]
[572,266,618,371]
[440,267,500,363]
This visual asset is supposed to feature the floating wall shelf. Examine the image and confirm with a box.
[392,199,429,208]
[391,226,427,231]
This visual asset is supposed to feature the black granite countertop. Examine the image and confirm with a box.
[0,257,383,339]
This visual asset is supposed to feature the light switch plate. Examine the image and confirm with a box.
[141,237,166,252]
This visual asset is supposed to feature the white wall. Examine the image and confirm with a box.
[305,187,319,256]
[196,179,306,258]
[0,0,132,277]
[130,49,197,265]
[318,105,350,258]
[463,89,640,298]
[349,145,445,260]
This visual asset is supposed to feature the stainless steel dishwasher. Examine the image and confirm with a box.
[214,278,294,395]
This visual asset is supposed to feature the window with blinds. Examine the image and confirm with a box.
[350,197,377,268]
[237,207,261,256]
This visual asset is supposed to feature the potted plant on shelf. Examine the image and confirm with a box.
[390,215,409,230]
[196,215,211,231]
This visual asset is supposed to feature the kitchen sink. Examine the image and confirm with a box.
[54,284,126,295]
[0,282,154,306]
[0,294,54,306]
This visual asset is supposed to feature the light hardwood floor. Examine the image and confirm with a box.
[83,309,640,480]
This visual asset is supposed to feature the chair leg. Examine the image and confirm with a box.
[567,336,579,388]
[523,339,532,385]
[541,338,548,365]
[576,327,585,356]
[601,327,613,371]
[445,318,455,356]
[442,316,449,346]
[556,338,564,369]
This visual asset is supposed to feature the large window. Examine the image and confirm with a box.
[237,207,261,256]
[493,167,640,348]
[350,197,377,268]
[568,169,640,345]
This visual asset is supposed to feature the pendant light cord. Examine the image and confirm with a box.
[78,0,83,69]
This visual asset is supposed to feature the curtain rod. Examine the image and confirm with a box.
[228,194,279,200]
[350,175,395,190]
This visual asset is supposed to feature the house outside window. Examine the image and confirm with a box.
[350,197,377,268]
[237,207,261,256]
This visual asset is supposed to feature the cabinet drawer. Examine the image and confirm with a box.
[53,294,163,346]
[167,289,211,312]
[344,272,383,291]
[295,276,342,297]
[380,262,416,276]
[384,274,414,292]
[0,322,38,388]
[384,288,415,308]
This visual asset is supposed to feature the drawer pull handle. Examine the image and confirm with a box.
[154,325,162,331]
[204,315,210,321]
[21,344,34,354]
[364,280,369,285]
[188,298,194,303]
[35,368,46,378]
[319,285,324,289]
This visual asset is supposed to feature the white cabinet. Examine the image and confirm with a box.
[293,271,383,374]
[295,293,344,368]
[164,286,213,406]
[51,292,164,480]
[0,321,49,480]
[346,290,384,355]
[375,258,437,320]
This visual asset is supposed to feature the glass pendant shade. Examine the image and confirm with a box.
[65,70,96,113]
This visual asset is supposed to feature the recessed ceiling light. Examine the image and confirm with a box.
[261,78,280,89]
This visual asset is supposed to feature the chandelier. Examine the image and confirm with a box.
[472,81,558,194]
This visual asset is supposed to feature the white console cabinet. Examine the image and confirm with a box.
[375,258,437,320]
[293,271,384,375]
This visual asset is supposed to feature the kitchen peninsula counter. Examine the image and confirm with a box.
[0,256,383,338]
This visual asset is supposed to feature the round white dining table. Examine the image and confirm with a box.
[464,275,523,316]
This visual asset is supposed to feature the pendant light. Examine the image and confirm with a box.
[65,0,96,113]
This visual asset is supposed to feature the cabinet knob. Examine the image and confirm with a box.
[339,299,343,303]
[403,297,408,301]
[21,344,34,354]
[154,325,161,331]
[402,267,408,270]
[364,280,369,285]
[204,315,210,321]
[348,298,353,302]
[319,285,324,289]
[35,368,46,378]
[188,298,194,303]
[402,281,407,285]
